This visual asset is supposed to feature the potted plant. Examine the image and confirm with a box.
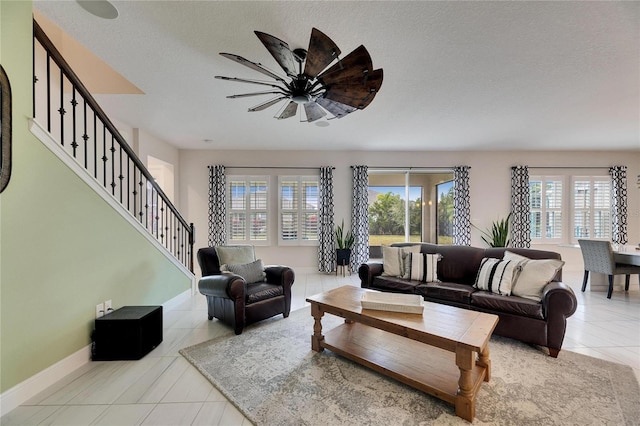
[476,213,511,247]
[335,219,355,266]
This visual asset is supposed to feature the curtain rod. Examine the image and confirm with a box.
[353,166,466,170]
[209,166,334,170]
[518,166,613,170]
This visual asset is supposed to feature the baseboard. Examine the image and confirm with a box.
[0,289,193,417]
[163,288,193,311]
[0,344,92,417]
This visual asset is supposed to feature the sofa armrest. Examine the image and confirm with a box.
[541,281,578,355]
[198,273,246,300]
[264,265,295,288]
[359,262,384,288]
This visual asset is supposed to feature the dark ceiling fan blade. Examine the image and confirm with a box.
[324,68,383,109]
[254,31,298,77]
[219,52,285,82]
[304,101,327,122]
[226,90,286,99]
[303,28,341,78]
[248,96,287,112]
[215,76,286,90]
[316,97,357,118]
[277,101,298,119]
[317,45,373,85]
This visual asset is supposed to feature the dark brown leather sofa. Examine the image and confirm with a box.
[197,247,295,335]
[359,243,578,357]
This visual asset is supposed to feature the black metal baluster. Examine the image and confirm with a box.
[46,51,51,132]
[126,156,131,212]
[82,100,88,168]
[144,180,149,230]
[102,126,107,188]
[118,146,124,203]
[93,112,98,179]
[176,222,183,260]
[132,167,137,220]
[160,199,165,245]
[110,135,116,195]
[32,34,37,119]
[59,68,65,145]
[139,177,144,224]
[152,188,157,238]
[71,86,78,157]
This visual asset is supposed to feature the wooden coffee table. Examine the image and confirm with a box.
[306,286,499,422]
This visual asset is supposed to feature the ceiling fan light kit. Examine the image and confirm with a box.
[215,28,383,123]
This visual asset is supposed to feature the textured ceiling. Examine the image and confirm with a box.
[33,1,640,151]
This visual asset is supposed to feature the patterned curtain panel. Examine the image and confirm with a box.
[609,166,628,245]
[351,165,369,272]
[318,166,335,273]
[208,165,226,246]
[453,166,471,246]
[510,166,531,248]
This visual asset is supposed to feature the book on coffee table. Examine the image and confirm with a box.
[361,291,424,314]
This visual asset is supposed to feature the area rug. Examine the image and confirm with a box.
[180,307,639,425]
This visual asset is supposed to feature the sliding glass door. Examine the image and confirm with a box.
[368,170,453,248]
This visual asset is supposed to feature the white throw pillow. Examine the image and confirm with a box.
[474,257,519,296]
[504,251,565,302]
[215,245,256,265]
[406,253,441,282]
[221,259,266,283]
[381,245,421,278]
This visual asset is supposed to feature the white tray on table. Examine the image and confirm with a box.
[361,291,424,314]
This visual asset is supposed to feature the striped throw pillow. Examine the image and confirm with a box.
[474,258,519,296]
[406,253,441,283]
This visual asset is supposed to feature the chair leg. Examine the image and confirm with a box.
[581,270,589,292]
[625,275,630,291]
[607,275,614,299]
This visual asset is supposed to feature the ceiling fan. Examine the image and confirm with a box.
[215,28,383,122]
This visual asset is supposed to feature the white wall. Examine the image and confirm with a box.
[179,149,640,273]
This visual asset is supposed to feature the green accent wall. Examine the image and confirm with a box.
[0,1,191,393]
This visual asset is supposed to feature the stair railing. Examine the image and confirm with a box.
[32,20,194,272]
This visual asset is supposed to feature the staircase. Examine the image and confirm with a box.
[32,20,194,272]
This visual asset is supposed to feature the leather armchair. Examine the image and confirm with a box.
[197,247,295,335]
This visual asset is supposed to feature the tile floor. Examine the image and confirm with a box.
[2,269,638,426]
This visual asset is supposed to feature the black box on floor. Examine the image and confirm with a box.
[92,306,163,361]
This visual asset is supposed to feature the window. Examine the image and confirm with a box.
[529,177,563,242]
[226,176,268,243]
[367,170,453,246]
[529,174,611,244]
[278,176,319,244]
[436,180,454,244]
[572,177,611,240]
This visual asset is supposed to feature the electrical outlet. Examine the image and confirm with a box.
[104,300,113,314]
[96,303,105,318]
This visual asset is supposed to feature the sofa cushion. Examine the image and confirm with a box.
[474,257,519,296]
[415,282,476,304]
[504,251,565,301]
[406,253,441,282]
[381,245,421,278]
[471,291,544,320]
[372,276,420,294]
[221,259,266,283]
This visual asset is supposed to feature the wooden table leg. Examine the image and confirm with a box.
[477,343,491,382]
[455,347,475,422]
[310,303,325,352]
